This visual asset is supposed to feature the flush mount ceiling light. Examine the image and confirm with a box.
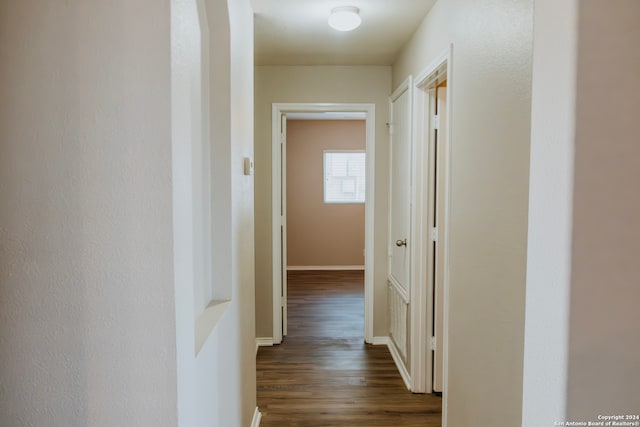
[328,6,362,32]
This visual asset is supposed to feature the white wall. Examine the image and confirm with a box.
[202,0,257,424]
[172,0,256,426]
[393,1,533,425]
[0,1,177,425]
[0,0,256,426]
[524,1,640,423]
[521,0,576,424]
[254,66,391,339]
[567,0,640,419]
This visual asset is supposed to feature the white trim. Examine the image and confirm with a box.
[411,45,453,424]
[251,407,262,427]
[256,337,274,347]
[442,49,454,427]
[414,49,451,89]
[271,105,283,344]
[387,76,413,309]
[363,104,375,345]
[390,75,413,105]
[387,276,410,304]
[286,265,365,271]
[373,336,411,390]
[256,337,273,355]
[409,67,430,394]
[271,103,376,345]
[371,336,390,345]
[387,338,411,390]
[281,114,288,339]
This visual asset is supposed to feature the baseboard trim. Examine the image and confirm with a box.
[371,336,390,345]
[256,337,274,355]
[387,339,412,391]
[286,265,365,271]
[256,337,274,346]
[251,407,262,427]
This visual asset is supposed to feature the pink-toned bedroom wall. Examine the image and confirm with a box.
[286,120,365,267]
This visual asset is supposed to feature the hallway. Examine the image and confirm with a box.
[256,271,442,426]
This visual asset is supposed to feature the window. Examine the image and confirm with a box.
[323,150,366,203]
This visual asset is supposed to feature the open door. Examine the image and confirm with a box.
[280,113,288,339]
[432,81,447,393]
[409,49,451,396]
[270,103,377,348]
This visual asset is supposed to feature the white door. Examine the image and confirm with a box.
[280,113,288,338]
[388,82,413,299]
[433,82,447,392]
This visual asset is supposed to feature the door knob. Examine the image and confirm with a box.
[395,239,407,247]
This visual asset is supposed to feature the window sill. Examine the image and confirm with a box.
[195,299,231,355]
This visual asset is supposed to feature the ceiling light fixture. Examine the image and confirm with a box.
[328,6,362,32]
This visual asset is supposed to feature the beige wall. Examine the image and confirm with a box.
[0,1,177,425]
[254,65,391,338]
[567,0,640,419]
[173,0,256,426]
[392,1,533,425]
[287,120,365,267]
[524,0,640,423]
[0,0,256,426]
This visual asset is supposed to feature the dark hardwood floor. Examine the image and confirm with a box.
[256,270,442,426]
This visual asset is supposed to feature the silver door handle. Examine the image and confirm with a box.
[395,239,407,247]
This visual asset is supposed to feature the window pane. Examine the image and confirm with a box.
[324,151,366,203]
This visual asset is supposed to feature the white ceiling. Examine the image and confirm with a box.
[251,0,438,66]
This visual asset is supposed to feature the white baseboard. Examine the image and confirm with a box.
[256,337,274,355]
[251,407,262,427]
[387,339,412,391]
[286,265,365,271]
[371,336,390,345]
[256,337,274,346]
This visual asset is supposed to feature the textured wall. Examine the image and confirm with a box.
[567,0,640,419]
[286,120,365,267]
[172,0,256,426]
[524,1,640,423]
[0,0,256,426]
[0,1,177,425]
[254,66,391,339]
[393,0,533,425]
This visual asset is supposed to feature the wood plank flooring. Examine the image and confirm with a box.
[257,270,442,426]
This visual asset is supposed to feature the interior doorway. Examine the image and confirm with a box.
[286,118,366,272]
[409,48,452,410]
[271,103,376,344]
[431,79,447,393]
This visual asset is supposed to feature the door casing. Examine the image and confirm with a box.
[271,103,376,344]
[409,46,452,419]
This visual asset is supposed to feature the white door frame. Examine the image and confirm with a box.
[409,45,452,416]
[271,103,376,344]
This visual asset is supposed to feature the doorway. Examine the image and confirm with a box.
[270,103,376,344]
[286,118,366,271]
[409,48,452,410]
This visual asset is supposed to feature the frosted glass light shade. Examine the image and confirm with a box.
[328,6,361,32]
